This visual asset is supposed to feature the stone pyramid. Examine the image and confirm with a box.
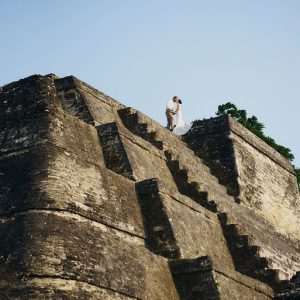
[0,74,299,299]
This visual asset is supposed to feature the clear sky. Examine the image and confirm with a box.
[1,0,299,165]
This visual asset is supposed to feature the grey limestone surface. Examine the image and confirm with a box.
[0,74,298,299]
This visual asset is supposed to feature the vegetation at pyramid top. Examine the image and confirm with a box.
[215,102,294,161]
[192,102,299,190]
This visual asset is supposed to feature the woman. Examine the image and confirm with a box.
[173,99,192,135]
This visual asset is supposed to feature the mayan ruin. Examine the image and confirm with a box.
[0,74,299,299]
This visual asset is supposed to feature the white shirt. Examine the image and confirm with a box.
[166,99,174,110]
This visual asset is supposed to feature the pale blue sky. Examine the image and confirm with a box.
[0,0,299,165]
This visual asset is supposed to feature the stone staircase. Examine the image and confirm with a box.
[164,149,288,292]
[52,86,297,297]
[164,149,217,213]
[118,106,292,294]
[183,120,240,200]
[135,178,273,299]
[118,107,238,199]
[3,74,298,299]
[218,213,290,293]
[118,107,164,150]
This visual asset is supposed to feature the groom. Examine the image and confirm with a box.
[166,96,178,130]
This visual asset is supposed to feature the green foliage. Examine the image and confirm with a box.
[192,118,205,126]
[216,102,295,161]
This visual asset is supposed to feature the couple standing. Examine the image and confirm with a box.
[166,96,192,135]
[166,96,185,130]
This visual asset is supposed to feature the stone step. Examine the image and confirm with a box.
[275,272,300,299]
[220,215,290,292]
[169,256,274,300]
[230,235,250,248]
[198,191,209,201]
[207,200,218,212]
[177,169,188,180]
[166,157,219,214]
[262,269,280,283]
[119,110,165,150]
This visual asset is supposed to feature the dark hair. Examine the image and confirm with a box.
[178,99,182,104]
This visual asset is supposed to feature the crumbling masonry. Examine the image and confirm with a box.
[0,74,299,299]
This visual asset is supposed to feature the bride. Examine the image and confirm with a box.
[173,99,192,135]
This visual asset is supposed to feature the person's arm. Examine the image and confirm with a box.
[167,100,174,113]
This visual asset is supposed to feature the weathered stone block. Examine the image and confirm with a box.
[0,144,144,238]
[0,278,134,300]
[0,75,60,125]
[169,256,273,300]
[0,210,178,299]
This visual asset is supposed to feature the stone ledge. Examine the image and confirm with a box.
[189,115,295,174]
[0,277,137,300]
[228,116,295,174]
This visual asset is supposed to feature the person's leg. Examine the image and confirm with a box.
[171,114,175,129]
[168,111,174,130]
[166,110,173,130]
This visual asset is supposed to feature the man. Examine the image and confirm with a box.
[166,96,178,130]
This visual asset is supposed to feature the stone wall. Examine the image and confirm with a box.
[184,116,300,242]
[229,118,300,240]
[0,75,178,299]
[0,74,298,299]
